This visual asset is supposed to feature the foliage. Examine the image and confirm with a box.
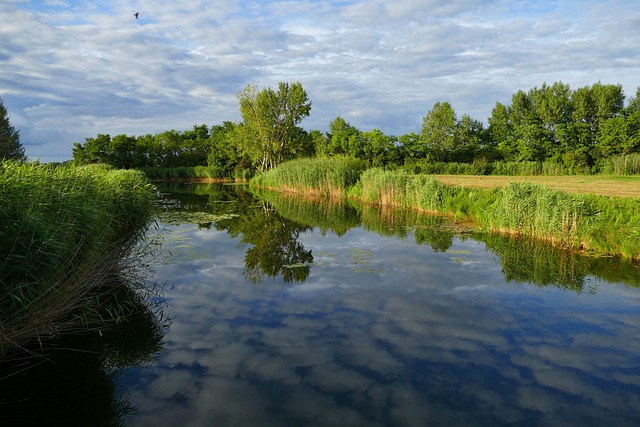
[72,124,212,169]
[237,82,312,172]
[0,98,26,162]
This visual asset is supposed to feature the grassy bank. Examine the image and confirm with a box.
[250,156,366,198]
[251,158,640,260]
[0,161,158,354]
[141,165,253,181]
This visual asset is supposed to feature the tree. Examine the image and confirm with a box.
[0,98,26,162]
[237,82,311,172]
[453,114,484,163]
[72,134,111,165]
[420,101,456,162]
[327,116,360,156]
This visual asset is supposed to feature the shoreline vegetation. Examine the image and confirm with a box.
[249,157,640,261]
[0,161,159,357]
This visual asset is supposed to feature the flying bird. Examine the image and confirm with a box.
[133,12,139,19]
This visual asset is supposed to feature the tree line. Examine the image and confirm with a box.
[70,80,640,175]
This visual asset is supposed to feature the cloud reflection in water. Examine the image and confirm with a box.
[124,222,640,427]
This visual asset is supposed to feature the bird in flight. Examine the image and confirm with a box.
[134,12,139,19]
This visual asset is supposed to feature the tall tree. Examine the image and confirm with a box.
[0,98,26,162]
[420,101,456,162]
[237,82,311,172]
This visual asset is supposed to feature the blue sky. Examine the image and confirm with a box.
[1,0,639,162]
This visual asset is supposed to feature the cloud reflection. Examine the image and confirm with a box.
[125,222,640,426]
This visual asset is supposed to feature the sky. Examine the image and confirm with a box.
[1,0,639,162]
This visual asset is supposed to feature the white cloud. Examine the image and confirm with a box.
[1,0,638,161]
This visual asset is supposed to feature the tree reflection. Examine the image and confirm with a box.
[156,182,640,292]
[240,202,313,284]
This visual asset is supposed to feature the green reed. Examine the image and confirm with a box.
[251,156,367,197]
[0,161,157,353]
[600,153,640,175]
[402,160,575,176]
[141,165,229,180]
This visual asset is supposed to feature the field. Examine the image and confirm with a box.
[434,175,640,199]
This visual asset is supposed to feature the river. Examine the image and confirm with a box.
[2,182,640,426]
[123,183,640,427]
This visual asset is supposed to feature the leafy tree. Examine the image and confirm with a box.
[361,129,395,166]
[73,134,111,165]
[420,101,456,162]
[181,124,212,166]
[208,121,247,176]
[237,82,311,172]
[397,132,421,162]
[624,87,640,115]
[0,98,26,162]
[109,134,137,168]
[598,111,640,157]
[327,116,361,156]
[309,129,329,157]
[453,114,485,163]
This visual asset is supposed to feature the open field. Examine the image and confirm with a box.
[434,175,640,199]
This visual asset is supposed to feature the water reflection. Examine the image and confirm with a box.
[125,183,640,427]
[0,279,166,426]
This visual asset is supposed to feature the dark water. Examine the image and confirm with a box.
[2,183,640,426]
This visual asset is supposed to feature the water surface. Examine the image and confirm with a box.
[122,183,640,427]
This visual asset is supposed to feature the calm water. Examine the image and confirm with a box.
[121,183,640,427]
[2,183,640,426]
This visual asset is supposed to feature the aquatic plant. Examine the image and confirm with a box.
[250,156,366,198]
[0,161,158,355]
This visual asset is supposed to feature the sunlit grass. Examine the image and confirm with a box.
[250,156,366,198]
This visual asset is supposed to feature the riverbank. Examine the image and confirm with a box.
[251,158,640,261]
[0,162,158,356]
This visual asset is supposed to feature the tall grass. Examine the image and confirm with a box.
[141,165,229,180]
[352,169,640,259]
[402,160,575,176]
[600,153,640,175]
[477,182,591,248]
[0,161,158,354]
[253,159,640,260]
[250,156,367,198]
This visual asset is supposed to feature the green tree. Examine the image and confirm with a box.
[108,134,137,168]
[327,116,361,156]
[0,99,26,162]
[420,101,456,162]
[624,87,640,115]
[72,134,111,165]
[453,114,485,162]
[237,82,311,172]
[361,129,395,166]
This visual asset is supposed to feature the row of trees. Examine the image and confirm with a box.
[71,80,640,175]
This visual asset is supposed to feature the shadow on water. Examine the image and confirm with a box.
[0,270,167,426]
[159,182,640,292]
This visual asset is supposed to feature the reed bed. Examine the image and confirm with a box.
[250,156,366,198]
[252,158,640,260]
[354,169,640,259]
[403,160,575,176]
[0,161,158,354]
[141,165,226,180]
[600,153,640,175]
